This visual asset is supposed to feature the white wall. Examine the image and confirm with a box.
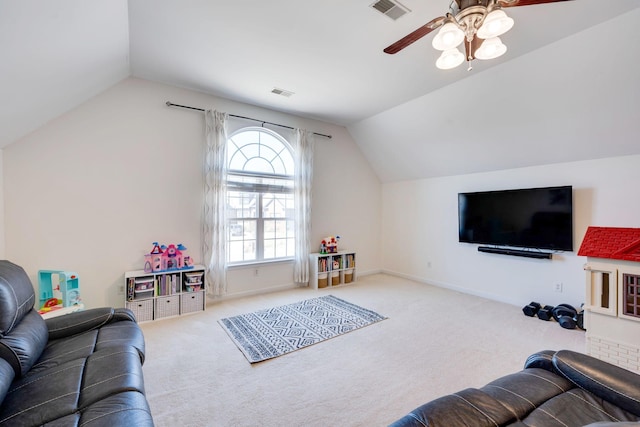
[0,149,4,259]
[3,78,381,308]
[381,155,640,308]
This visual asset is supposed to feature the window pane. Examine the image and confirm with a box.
[273,239,284,258]
[264,239,275,259]
[244,240,256,261]
[243,220,256,240]
[227,219,257,263]
[228,241,244,263]
[242,143,260,159]
[229,131,259,148]
[263,193,292,218]
[275,220,288,238]
[227,192,243,215]
[228,220,244,240]
[260,132,286,154]
[228,192,258,219]
[229,239,257,262]
[264,219,275,239]
[245,157,275,174]
[263,194,275,219]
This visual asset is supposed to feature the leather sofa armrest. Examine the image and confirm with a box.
[112,307,138,322]
[553,350,640,416]
[45,307,134,340]
[524,350,557,372]
[389,387,516,427]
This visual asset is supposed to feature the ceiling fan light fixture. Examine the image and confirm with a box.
[436,47,464,69]
[474,37,507,60]
[477,9,514,39]
[432,21,464,51]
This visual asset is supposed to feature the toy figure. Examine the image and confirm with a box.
[320,235,340,254]
[144,242,164,272]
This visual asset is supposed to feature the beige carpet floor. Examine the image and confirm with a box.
[140,273,586,427]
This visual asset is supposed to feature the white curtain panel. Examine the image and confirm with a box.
[203,110,228,296]
[293,129,315,285]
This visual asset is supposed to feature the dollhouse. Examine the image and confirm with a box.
[320,236,340,254]
[144,242,193,273]
[161,244,184,270]
[579,226,640,373]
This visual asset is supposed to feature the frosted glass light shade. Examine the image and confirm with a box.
[432,22,465,51]
[436,48,464,69]
[474,37,507,60]
[477,9,514,39]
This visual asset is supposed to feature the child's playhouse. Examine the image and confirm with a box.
[144,242,194,273]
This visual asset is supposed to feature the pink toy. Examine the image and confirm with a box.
[161,244,184,270]
[144,242,164,272]
[144,242,192,272]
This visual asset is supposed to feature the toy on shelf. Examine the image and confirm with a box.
[161,244,184,270]
[320,235,340,254]
[144,242,163,272]
[37,270,82,315]
[144,242,194,273]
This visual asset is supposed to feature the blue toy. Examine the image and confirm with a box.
[38,270,81,310]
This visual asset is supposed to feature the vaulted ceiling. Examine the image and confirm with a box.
[3,0,640,181]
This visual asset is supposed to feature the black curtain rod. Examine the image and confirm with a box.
[165,101,332,139]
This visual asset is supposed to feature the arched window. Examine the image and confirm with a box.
[226,127,295,263]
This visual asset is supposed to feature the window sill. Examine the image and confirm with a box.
[228,258,294,270]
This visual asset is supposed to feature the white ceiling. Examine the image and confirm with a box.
[3,0,640,181]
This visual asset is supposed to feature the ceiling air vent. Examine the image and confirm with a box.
[370,0,410,21]
[271,88,295,98]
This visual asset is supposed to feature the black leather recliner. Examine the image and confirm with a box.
[390,349,640,427]
[0,260,154,426]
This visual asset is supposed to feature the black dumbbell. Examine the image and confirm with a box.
[537,305,555,321]
[552,304,584,329]
[522,301,541,317]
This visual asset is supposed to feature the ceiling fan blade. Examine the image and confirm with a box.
[383,16,446,54]
[497,0,572,7]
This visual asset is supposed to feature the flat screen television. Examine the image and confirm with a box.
[458,186,573,251]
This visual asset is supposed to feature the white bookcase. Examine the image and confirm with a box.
[125,265,206,322]
[309,251,356,289]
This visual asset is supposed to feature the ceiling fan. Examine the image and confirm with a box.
[384,0,572,69]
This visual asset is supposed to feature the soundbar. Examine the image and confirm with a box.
[478,246,553,260]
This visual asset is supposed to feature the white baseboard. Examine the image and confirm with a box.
[206,268,385,304]
[381,269,522,307]
[207,282,299,303]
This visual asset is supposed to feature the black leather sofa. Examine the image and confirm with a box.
[390,350,640,427]
[0,260,154,426]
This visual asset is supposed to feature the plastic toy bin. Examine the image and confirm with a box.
[128,299,154,322]
[135,289,154,300]
[155,295,180,319]
[181,291,204,314]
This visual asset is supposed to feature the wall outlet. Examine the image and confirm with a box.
[555,283,563,293]
[118,285,125,295]
[254,269,259,277]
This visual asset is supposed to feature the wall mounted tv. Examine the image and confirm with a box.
[458,185,573,254]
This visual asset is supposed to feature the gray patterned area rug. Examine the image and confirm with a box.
[218,295,387,363]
